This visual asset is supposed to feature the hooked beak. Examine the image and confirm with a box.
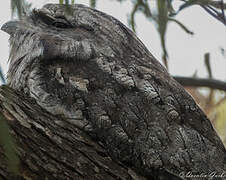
[1,21,21,36]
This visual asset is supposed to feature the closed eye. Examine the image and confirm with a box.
[33,9,73,29]
[52,18,73,28]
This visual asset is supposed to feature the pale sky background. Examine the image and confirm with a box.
[0,0,225,82]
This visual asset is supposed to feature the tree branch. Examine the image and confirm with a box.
[174,76,226,91]
[179,0,226,26]
[0,85,144,180]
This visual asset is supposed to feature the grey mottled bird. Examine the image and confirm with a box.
[2,4,226,179]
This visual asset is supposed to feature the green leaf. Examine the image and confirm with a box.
[168,18,194,35]
[179,0,198,11]
[129,2,139,32]
[10,0,32,19]
[59,0,64,4]
[157,0,169,69]
[65,0,69,5]
[178,0,211,12]
[90,0,96,8]
[167,0,176,16]
[0,113,19,174]
[204,52,212,78]
[62,0,73,14]
[0,66,6,84]
[11,0,22,19]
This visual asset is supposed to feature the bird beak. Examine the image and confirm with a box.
[1,21,20,36]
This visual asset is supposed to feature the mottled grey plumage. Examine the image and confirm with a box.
[2,4,226,179]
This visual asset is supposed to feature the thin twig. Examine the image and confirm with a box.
[201,5,226,26]
[221,0,225,21]
[179,0,226,26]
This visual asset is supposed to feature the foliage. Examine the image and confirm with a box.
[215,98,226,145]
[59,0,96,7]
[9,0,226,68]
[11,0,32,19]
[0,68,18,174]
[185,52,226,147]
[0,112,19,174]
[121,0,225,68]
[0,66,6,84]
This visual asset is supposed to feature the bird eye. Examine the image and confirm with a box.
[52,21,68,28]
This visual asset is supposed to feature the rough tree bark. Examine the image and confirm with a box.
[0,85,145,180]
[0,4,225,180]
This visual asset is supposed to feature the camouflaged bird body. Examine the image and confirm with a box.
[2,4,226,179]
